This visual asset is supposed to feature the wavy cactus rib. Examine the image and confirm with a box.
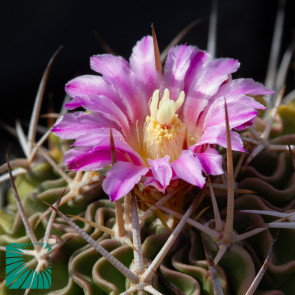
[44,201,140,285]
[1,2,295,295]
[245,231,279,295]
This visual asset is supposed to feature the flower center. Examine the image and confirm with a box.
[143,89,185,161]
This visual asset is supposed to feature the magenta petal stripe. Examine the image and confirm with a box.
[130,36,161,99]
[194,147,223,175]
[197,126,245,152]
[103,162,149,201]
[52,112,120,139]
[172,150,206,188]
[148,156,172,193]
[163,45,200,101]
[65,75,130,118]
[90,54,147,123]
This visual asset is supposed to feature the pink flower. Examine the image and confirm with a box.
[52,36,273,201]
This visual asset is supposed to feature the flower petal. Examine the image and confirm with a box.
[90,54,148,123]
[163,45,201,101]
[171,150,205,188]
[64,130,145,171]
[102,162,149,202]
[198,78,272,127]
[234,118,255,131]
[216,78,274,97]
[147,156,172,193]
[197,126,245,152]
[193,147,223,175]
[90,54,131,86]
[51,112,119,139]
[183,57,239,126]
[130,36,161,98]
[64,147,140,172]
[67,94,131,137]
[64,147,111,171]
[72,127,122,146]
[65,75,126,113]
[196,78,272,136]
[202,96,259,130]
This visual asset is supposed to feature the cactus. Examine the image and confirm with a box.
[1,2,295,295]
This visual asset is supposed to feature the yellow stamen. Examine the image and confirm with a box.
[144,89,186,161]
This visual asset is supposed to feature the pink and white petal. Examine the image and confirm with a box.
[171,150,205,188]
[65,75,127,113]
[90,54,131,81]
[203,96,259,129]
[64,145,142,172]
[90,54,147,122]
[75,137,144,169]
[192,58,240,96]
[66,75,112,98]
[163,45,201,100]
[64,129,145,171]
[200,87,267,128]
[236,95,266,110]
[194,147,223,175]
[216,78,274,97]
[130,36,161,98]
[234,118,255,131]
[182,57,239,126]
[195,78,272,128]
[51,112,119,139]
[197,126,245,152]
[66,94,130,137]
[64,147,112,171]
[196,81,269,136]
[72,127,122,146]
[147,156,172,193]
[103,162,149,202]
